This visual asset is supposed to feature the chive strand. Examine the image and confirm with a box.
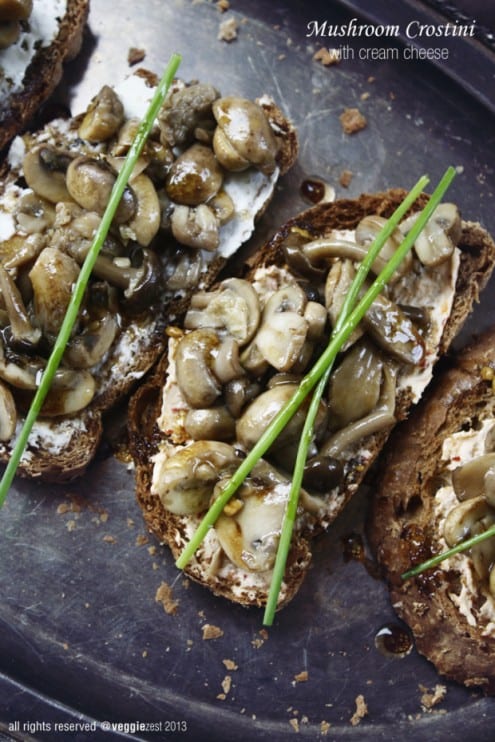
[262,175,430,624]
[402,523,495,580]
[0,53,182,508]
[176,169,456,574]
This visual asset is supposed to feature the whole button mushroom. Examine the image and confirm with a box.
[66,156,136,224]
[78,85,125,143]
[166,143,223,206]
[212,97,279,176]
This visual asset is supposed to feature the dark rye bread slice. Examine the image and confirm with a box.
[368,328,495,695]
[0,0,89,153]
[129,188,495,609]
[0,88,298,482]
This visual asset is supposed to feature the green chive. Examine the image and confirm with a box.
[176,167,456,584]
[262,174,430,625]
[0,53,182,508]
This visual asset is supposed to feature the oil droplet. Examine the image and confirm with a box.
[374,623,413,658]
[300,177,335,205]
[342,532,365,563]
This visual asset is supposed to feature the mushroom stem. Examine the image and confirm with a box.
[0,266,41,347]
[321,364,397,457]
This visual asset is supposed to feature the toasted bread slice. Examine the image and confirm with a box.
[369,328,495,695]
[0,0,89,153]
[129,189,495,610]
[0,73,298,481]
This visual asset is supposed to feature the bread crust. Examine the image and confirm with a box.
[0,0,90,153]
[369,328,495,695]
[130,189,495,609]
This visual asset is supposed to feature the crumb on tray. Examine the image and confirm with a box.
[202,623,224,640]
[218,16,239,42]
[339,107,367,134]
[350,694,368,726]
[155,581,180,615]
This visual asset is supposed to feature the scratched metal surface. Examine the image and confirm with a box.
[1,1,495,740]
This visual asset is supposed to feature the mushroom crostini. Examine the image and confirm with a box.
[0,72,298,480]
[129,189,495,610]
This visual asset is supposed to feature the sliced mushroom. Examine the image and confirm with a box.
[66,156,136,224]
[236,382,328,452]
[64,313,118,369]
[170,203,220,251]
[355,214,412,279]
[363,293,425,366]
[0,265,41,347]
[0,20,20,48]
[322,363,397,457]
[184,406,236,441]
[452,453,495,505]
[23,146,73,204]
[400,203,461,266]
[185,278,261,346]
[0,380,16,441]
[0,0,32,21]
[211,336,244,384]
[15,191,56,234]
[166,143,223,206]
[29,247,80,337]
[325,259,364,349]
[175,328,221,408]
[224,376,262,418]
[443,495,495,581]
[213,458,291,572]
[212,97,279,176]
[327,341,384,430]
[38,369,96,417]
[78,85,125,143]
[122,173,161,246]
[152,441,239,515]
[256,311,308,372]
[254,284,309,372]
[86,247,162,312]
[0,338,95,414]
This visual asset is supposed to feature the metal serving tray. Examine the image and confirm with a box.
[1,1,494,740]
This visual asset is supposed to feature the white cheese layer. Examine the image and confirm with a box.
[0,0,67,98]
[434,422,495,637]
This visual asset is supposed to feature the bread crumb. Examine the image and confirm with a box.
[223,658,238,671]
[320,720,331,735]
[127,518,135,527]
[147,545,157,556]
[313,47,340,66]
[57,503,71,515]
[339,107,367,135]
[218,16,238,42]
[155,581,180,615]
[350,694,368,726]
[289,718,299,732]
[135,534,149,546]
[103,534,117,544]
[202,624,224,640]
[221,675,232,695]
[360,91,370,101]
[294,670,308,683]
[251,631,268,649]
[66,520,77,532]
[419,684,447,710]
[339,169,353,188]
[216,0,229,11]
[128,47,145,66]
[142,650,148,658]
